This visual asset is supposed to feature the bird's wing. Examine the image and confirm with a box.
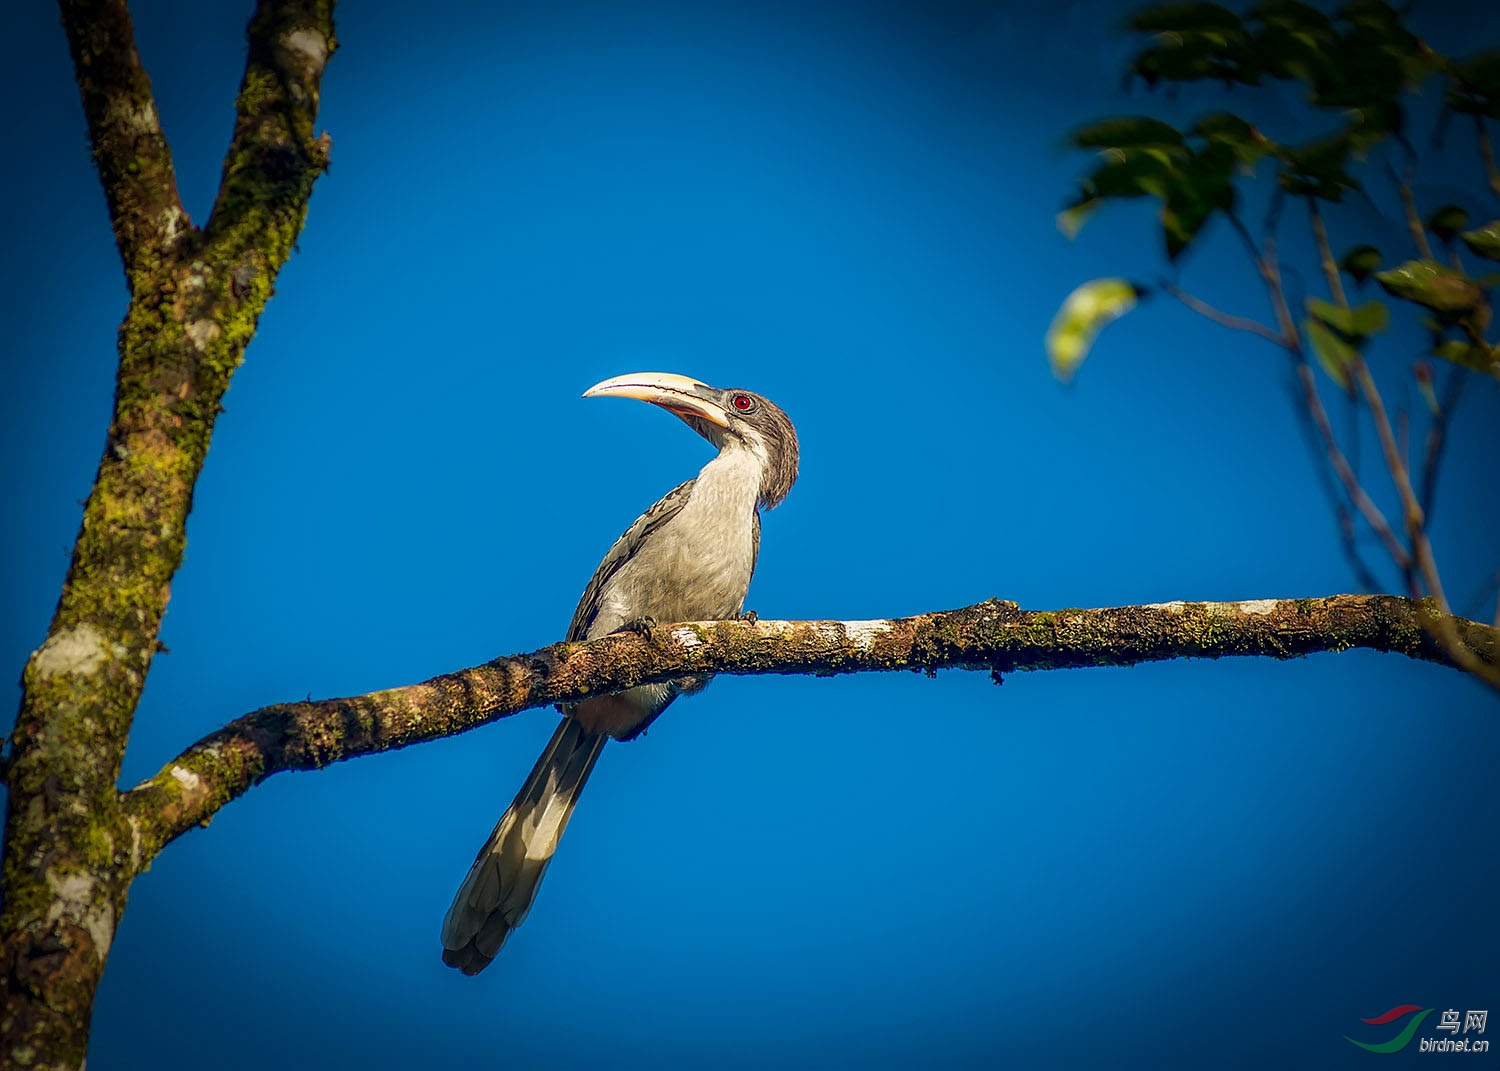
[566,478,696,641]
[750,508,760,578]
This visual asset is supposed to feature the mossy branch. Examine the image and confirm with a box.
[58,0,189,282]
[1,2,336,1068]
[121,594,1494,866]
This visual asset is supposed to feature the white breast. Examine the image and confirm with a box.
[590,446,761,636]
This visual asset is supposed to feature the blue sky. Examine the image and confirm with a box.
[2,0,1497,1067]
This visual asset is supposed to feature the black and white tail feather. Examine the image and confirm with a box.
[439,717,606,974]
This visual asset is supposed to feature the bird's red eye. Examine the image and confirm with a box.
[732,394,754,412]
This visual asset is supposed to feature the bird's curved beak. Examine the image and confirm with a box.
[582,372,730,428]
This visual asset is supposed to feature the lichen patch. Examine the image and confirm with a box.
[45,869,116,957]
[842,620,893,650]
[185,319,222,352]
[120,98,161,135]
[32,625,122,679]
[281,29,329,71]
[1238,599,1278,616]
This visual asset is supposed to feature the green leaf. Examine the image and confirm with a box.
[1349,299,1389,336]
[1305,297,1388,340]
[1132,38,1225,86]
[1056,199,1099,240]
[1190,112,1273,168]
[1046,279,1143,383]
[1075,150,1175,203]
[1302,295,1389,389]
[1459,221,1500,263]
[1128,17,1259,88]
[1425,204,1470,243]
[1432,339,1498,375]
[1275,133,1361,201]
[1445,50,1500,119]
[1340,243,1382,284]
[1252,22,1336,83]
[1338,0,1402,29]
[1158,145,1238,259]
[1248,0,1332,33]
[1161,190,1213,259]
[1069,116,1186,152]
[1375,260,1486,316]
[1128,2,1242,32]
[1306,296,1355,334]
[1304,316,1355,389]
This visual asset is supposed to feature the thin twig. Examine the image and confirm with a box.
[1337,504,1385,592]
[1311,186,1494,684]
[1419,366,1466,521]
[1286,379,1384,591]
[1230,208,1267,268]
[1397,408,1411,484]
[1391,161,1436,260]
[1460,568,1500,622]
[1349,357,1447,604]
[1162,283,1287,345]
[1260,222,1412,570]
[1308,197,1349,308]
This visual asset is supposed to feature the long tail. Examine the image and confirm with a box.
[440,716,606,974]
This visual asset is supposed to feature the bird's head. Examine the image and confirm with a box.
[583,372,799,509]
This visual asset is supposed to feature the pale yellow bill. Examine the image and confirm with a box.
[582,372,729,427]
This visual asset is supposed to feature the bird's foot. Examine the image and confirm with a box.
[616,615,658,638]
[739,609,758,624]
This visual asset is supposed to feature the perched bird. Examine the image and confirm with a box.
[441,372,799,975]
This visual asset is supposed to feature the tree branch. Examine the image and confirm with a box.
[1256,220,1411,573]
[1,2,336,1067]
[57,0,189,281]
[1162,282,1287,346]
[1308,197,1348,309]
[205,0,335,262]
[1418,366,1465,531]
[120,595,1496,866]
[1392,161,1436,261]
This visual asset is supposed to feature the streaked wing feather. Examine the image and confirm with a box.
[751,509,760,577]
[566,479,696,641]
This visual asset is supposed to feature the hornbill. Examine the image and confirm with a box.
[441,372,799,974]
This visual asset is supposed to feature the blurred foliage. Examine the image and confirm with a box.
[1304,295,1388,389]
[1340,243,1382,284]
[1462,221,1500,262]
[1426,204,1470,243]
[1374,260,1487,317]
[1046,279,1144,383]
[1054,0,1500,386]
[1445,49,1500,119]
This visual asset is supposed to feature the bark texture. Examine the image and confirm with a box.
[121,594,1493,866]
[0,2,335,1068]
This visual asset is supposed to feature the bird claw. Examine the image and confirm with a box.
[739,609,758,624]
[617,615,658,637]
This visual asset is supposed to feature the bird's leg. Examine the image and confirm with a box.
[615,615,658,638]
[739,609,758,624]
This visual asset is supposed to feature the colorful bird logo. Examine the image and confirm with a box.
[1346,1005,1434,1053]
